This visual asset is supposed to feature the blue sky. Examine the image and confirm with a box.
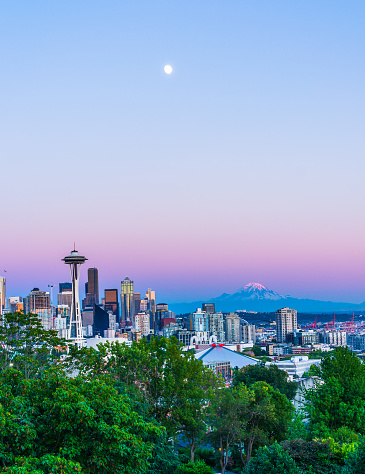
[1,1,365,303]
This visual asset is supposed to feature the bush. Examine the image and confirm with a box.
[244,443,300,474]
[280,439,343,473]
[343,437,365,473]
[174,460,213,474]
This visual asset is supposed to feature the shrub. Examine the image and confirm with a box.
[244,443,300,474]
[174,460,213,474]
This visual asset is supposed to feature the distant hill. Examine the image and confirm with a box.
[168,282,365,315]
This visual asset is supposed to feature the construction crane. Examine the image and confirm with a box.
[325,314,336,330]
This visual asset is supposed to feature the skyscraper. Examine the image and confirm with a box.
[104,289,120,321]
[275,307,298,343]
[0,276,6,314]
[202,303,215,314]
[24,288,52,329]
[87,268,99,304]
[225,313,241,343]
[121,277,134,322]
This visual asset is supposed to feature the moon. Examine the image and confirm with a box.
[164,65,173,75]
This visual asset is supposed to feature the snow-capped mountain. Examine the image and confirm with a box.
[168,282,365,314]
[234,282,285,301]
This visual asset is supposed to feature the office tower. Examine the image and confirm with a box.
[225,313,241,343]
[62,248,87,347]
[0,276,6,314]
[140,298,148,312]
[57,282,72,308]
[93,304,110,337]
[241,322,256,344]
[24,288,52,330]
[191,308,209,332]
[145,288,156,314]
[202,303,215,314]
[133,312,150,336]
[155,303,169,332]
[59,282,72,293]
[7,296,23,313]
[104,289,120,321]
[275,307,298,343]
[208,312,225,342]
[131,292,140,316]
[121,277,134,322]
[87,267,99,304]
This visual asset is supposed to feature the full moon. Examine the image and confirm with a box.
[164,65,173,75]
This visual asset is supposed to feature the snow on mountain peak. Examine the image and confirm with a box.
[236,282,285,300]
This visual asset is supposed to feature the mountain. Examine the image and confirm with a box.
[168,282,365,315]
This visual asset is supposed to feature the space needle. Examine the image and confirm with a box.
[62,247,87,347]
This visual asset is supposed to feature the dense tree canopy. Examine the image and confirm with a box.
[233,363,297,400]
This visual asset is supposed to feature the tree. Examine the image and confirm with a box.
[0,368,161,473]
[306,347,365,437]
[233,363,297,400]
[208,385,253,474]
[343,436,365,473]
[0,312,67,380]
[242,381,294,464]
[67,337,222,462]
[280,439,344,474]
[243,443,300,474]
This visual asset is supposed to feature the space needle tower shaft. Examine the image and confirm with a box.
[62,248,87,348]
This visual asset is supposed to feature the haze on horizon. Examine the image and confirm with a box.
[1,1,365,304]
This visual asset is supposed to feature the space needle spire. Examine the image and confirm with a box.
[62,247,87,348]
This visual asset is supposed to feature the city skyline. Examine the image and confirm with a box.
[1,2,365,303]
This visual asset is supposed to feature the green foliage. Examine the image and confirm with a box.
[243,442,300,474]
[68,337,222,461]
[306,347,365,437]
[343,436,365,473]
[0,368,161,473]
[308,350,330,359]
[233,363,297,400]
[174,460,213,474]
[280,439,344,473]
[0,455,83,473]
[251,346,267,356]
[286,411,310,441]
[0,312,67,380]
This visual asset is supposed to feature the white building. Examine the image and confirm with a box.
[266,355,321,378]
[191,308,208,332]
[241,322,256,344]
[321,330,347,346]
[133,312,150,336]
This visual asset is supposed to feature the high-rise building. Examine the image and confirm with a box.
[87,268,99,304]
[132,292,141,316]
[104,289,120,321]
[155,303,169,332]
[241,322,256,344]
[133,312,150,336]
[225,313,241,343]
[24,288,52,330]
[59,282,72,293]
[121,277,134,322]
[202,303,215,314]
[276,307,298,343]
[83,268,99,309]
[320,330,346,346]
[145,289,156,314]
[0,276,6,314]
[7,296,23,313]
[208,312,225,342]
[190,308,209,332]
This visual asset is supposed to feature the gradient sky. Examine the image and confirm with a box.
[1,1,365,304]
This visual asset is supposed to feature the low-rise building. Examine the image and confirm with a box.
[266,355,321,378]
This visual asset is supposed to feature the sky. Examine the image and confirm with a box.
[1,1,365,304]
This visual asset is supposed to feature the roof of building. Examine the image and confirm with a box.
[195,345,258,369]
